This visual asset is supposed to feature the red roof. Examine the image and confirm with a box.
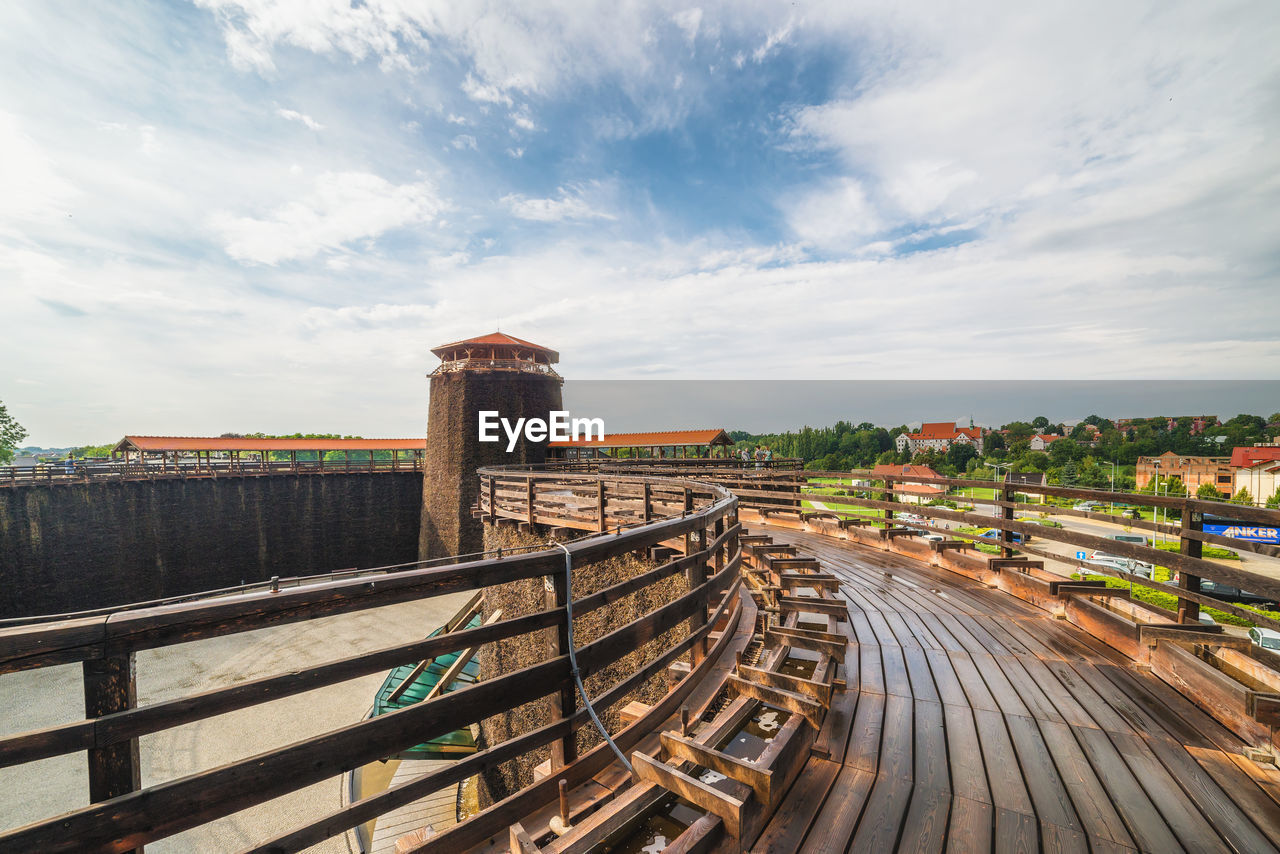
[1230,446,1280,468]
[871,464,942,480]
[1033,434,1061,444]
[431,332,558,361]
[116,436,426,453]
[897,483,945,496]
[549,429,732,449]
[908,422,982,441]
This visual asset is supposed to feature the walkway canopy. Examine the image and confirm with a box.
[547,428,734,460]
[111,435,426,464]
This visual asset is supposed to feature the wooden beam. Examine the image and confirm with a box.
[659,731,772,805]
[726,675,824,730]
[763,626,846,662]
[632,753,745,840]
[776,595,849,621]
[736,663,832,706]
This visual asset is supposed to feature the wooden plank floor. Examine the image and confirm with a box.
[749,525,1280,854]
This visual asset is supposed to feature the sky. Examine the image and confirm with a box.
[2,1,1278,446]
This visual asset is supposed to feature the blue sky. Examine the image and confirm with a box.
[2,1,1278,445]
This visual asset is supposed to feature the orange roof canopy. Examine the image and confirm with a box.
[431,332,559,362]
[114,436,426,454]
[549,428,732,449]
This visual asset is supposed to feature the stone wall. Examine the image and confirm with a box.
[475,523,687,806]
[0,472,423,618]
[419,370,562,561]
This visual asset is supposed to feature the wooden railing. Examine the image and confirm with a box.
[0,469,740,854]
[0,455,426,487]
[610,464,1280,632]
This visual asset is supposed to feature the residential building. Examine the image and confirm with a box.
[1029,434,1060,451]
[871,463,945,504]
[1135,451,1232,496]
[1230,445,1280,505]
[1114,416,1220,435]
[895,422,985,455]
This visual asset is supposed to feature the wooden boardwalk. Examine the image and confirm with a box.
[751,525,1280,854]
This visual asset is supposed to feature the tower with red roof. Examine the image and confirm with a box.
[419,332,564,559]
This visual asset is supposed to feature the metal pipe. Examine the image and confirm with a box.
[554,540,633,773]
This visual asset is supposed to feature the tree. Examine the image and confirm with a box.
[1232,487,1254,506]
[1196,482,1224,500]
[1031,416,1050,431]
[1265,488,1280,509]
[947,442,978,471]
[0,401,27,465]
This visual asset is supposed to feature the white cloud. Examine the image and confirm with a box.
[672,8,702,44]
[784,177,880,248]
[510,109,536,131]
[276,107,324,131]
[461,73,513,107]
[751,19,792,63]
[209,171,447,265]
[0,111,78,225]
[502,183,616,222]
[451,134,478,150]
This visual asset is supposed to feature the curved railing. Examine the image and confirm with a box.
[0,468,740,853]
[592,463,1280,630]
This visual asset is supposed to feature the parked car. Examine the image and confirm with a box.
[1195,611,1217,627]
[1087,551,1154,577]
[1073,501,1103,511]
[1249,627,1280,651]
[1083,555,1154,579]
[977,528,1031,544]
[1171,574,1279,609]
[920,533,946,543]
[1110,534,1149,547]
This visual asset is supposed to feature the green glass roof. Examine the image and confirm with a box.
[372,614,483,759]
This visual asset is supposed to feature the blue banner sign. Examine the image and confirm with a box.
[1204,523,1280,545]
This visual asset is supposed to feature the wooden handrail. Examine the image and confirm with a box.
[0,466,740,854]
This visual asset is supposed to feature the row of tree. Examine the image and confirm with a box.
[731,412,1280,506]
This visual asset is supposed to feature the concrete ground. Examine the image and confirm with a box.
[0,589,473,852]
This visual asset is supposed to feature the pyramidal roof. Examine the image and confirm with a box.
[431,332,558,361]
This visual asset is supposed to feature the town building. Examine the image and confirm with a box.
[1028,434,1061,451]
[1114,416,1220,434]
[1135,451,1232,496]
[894,422,985,455]
[870,463,945,504]
[1230,445,1280,505]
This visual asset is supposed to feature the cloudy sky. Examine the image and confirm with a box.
[2,1,1278,445]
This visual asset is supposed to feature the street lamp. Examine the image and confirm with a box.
[1106,460,1118,514]
[1151,459,1164,544]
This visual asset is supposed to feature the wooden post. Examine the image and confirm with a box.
[526,478,536,527]
[83,654,141,818]
[687,523,709,666]
[547,571,577,770]
[642,482,652,523]
[488,475,497,522]
[597,480,607,532]
[1178,502,1202,624]
[1001,483,1016,559]
[883,476,895,526]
